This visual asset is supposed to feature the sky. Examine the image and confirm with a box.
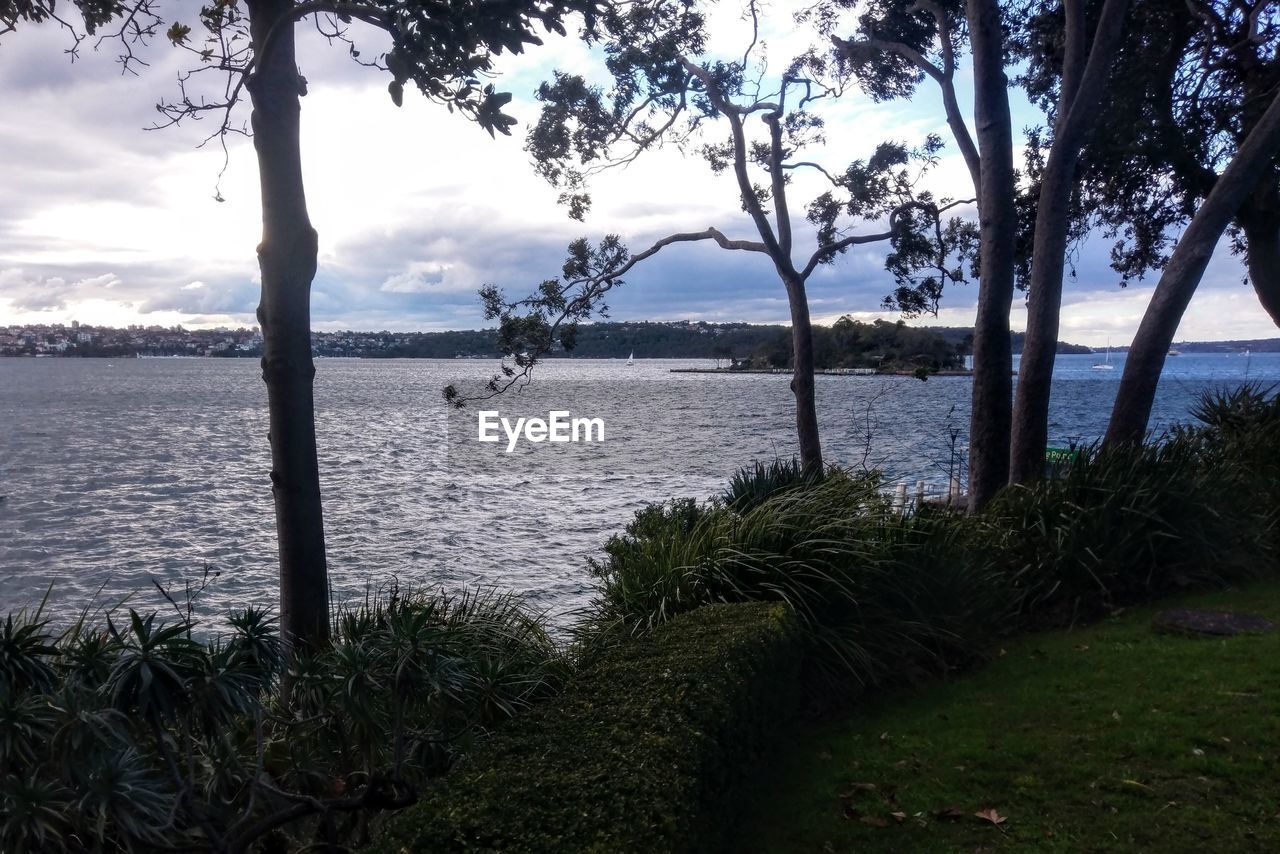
[0,2,1272,348]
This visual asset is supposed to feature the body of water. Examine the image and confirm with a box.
[1,352,1274,622]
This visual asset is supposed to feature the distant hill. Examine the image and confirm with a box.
[323,321,787,360]
[318,320,1091,361]
[318,319,961,367]
[922,327,1093,355]
[1166,338,1280,353]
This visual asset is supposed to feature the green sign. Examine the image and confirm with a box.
[1045,447,1084,464]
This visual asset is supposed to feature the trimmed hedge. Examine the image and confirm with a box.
[371,602,800,854]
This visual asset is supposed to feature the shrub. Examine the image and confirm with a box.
[587,394,1280,697]
[0,587,562,853]
[372,602,801,854]
[973,388,1280,626]
[587,470,1000,694]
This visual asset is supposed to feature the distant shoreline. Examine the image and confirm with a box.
[670,367,981,377]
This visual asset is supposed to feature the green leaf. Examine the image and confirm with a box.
[165,22,191,46]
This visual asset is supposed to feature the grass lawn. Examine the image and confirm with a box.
[738,582,1280,852]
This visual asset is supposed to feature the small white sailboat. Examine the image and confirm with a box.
[626,351,634,366]
[1092,339,1114,371]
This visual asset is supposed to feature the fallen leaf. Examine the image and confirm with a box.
[1121,779,1152,790]
[1112,711,1122,722]
[840,782,879,795]
[974,808,1008,826]
[890,811,908,822]
[859,815,891,828]
[1192,748,1205,757]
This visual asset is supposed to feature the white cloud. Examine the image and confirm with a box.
[0,2,1267,343]
[379,261,454,293]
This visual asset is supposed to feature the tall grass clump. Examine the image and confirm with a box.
[976,439,1272,624]
[0,587,563,853]
[721,458,825,513]
[975,384,1280,625]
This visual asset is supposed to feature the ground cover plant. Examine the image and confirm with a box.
[584,466,1010,694]
[735,581,1280,852]
[374,602,801,854]
[0,587,563,853]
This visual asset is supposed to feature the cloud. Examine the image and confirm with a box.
[0,2,1266,345]
[380,261,452,293]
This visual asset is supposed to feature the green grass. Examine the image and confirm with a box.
[738,581,1280,853]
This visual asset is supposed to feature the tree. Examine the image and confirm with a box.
[1007,0,1130,484]
[832,0,1018,509]
[1016,0,1280,445]
[1106,86,1280,445]
[154,0,601,652]
[457,2,965,473]
[836,0,1147,491]
[1022,0,1280,322]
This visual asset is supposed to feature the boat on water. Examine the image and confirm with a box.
[626,351,634,366]
[1167,348,1181,356]
[1092,339,1115,371]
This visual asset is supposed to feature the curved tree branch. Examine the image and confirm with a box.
[680,58,789,265]
[831,10,981,199]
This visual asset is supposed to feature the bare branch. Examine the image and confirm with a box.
[800,196,975,281]
[831,20,981,197]
[449,228,769,406]
[781,160,840,185]
[800,229,895,280]
[831,34,944,85]
[680,58,789,265]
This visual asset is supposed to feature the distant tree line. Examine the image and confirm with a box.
[926,327,1093,355]
[310,320,1090,362]
[737,318,963,371]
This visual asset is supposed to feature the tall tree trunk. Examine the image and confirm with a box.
[1243,220,1280,326]
[247,0,330,650]
[963,0,1018,511]
[784,276,823,473]
[1010,0,1129,485]
[1239,188,1280,327]
[1105,89,1280,447]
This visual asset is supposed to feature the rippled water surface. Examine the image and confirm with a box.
[2,353,1275,621]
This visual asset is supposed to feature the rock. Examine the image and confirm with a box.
[1151,608,1276,637]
